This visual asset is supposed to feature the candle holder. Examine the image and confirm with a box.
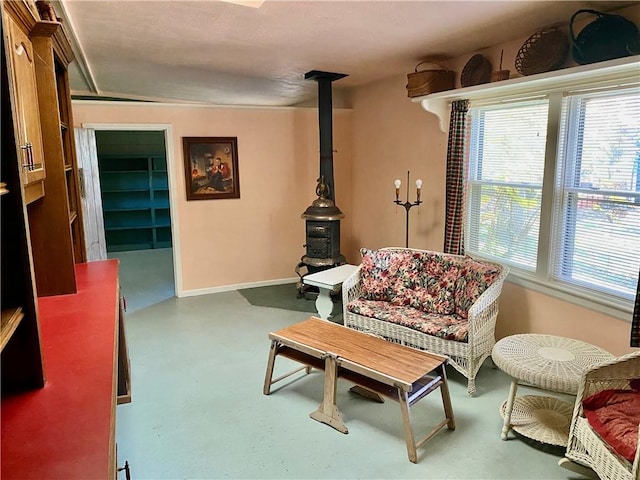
[394,170,423,248]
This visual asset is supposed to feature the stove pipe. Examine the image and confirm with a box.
[304,70,347,202]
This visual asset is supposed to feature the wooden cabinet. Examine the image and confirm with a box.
[1,24,45,392]
[26,15,86,296]
[100,154,172,252]
[2,0,85,297]
[1,261,131,480]
[2,4,46,204]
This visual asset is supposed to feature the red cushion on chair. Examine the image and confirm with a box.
[583,389,640,463]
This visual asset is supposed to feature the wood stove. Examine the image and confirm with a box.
[301,177,345,265]
[295,71,347,295]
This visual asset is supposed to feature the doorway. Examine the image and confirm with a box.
[96,130,171,253]
[76,124,178,312]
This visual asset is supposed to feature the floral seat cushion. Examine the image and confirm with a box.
[360,249,460,315]
[359,248,414,302]
[393,251,460,315]
[346,299,469,342]
[355,249,502,342]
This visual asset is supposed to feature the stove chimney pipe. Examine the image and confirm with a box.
[304,70,347,202]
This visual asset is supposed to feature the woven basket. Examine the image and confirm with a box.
[460,54,492,87]
[570,9,639,65]
[491,70,510,82]
[406,62,455,98]
[515,27,569,76]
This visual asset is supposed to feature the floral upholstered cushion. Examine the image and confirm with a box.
[359,248,414,302]
[347,299,469,342]
[392,252,459,315]
[454,258,502,319]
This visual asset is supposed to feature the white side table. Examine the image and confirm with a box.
[303,264,358,320]
[492,334,613,446]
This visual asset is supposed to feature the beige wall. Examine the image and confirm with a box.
[347,7,638,356]
[348,75,447,261]
[72,103,353,293]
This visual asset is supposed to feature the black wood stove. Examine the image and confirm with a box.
[295,70,348,295]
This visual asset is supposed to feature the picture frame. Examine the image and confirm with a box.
[182,137,240,200]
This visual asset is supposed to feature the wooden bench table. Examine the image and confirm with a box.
[263,317,455,463]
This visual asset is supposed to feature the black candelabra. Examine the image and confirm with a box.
[394,171,423,248]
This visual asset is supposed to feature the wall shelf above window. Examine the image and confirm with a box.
[412,55,640,132]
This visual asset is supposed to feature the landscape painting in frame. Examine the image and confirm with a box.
[183,137,240,200]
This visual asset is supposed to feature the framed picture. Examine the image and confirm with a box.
[183,137,240,200]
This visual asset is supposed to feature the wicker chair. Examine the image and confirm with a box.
[560,351,640,480]
[342,247,509,396]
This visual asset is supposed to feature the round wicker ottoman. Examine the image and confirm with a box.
[492,334,613,446]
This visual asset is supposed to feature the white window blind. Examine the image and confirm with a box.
[465,85,640,307]
[467,100,549,270]
[553,88,640,300]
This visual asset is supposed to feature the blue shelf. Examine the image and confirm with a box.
[99,154,172,251]
[104,225,153,231]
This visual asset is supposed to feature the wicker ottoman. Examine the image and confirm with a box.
[492,334,613,446]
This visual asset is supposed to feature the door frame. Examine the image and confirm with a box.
[80,123,182,296]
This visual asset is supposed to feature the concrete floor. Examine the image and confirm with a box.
[112,249,587,480]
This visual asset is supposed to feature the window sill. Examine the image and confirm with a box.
[412,55,640,132]
[505,268,634,323]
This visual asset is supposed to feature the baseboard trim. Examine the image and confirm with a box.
[178,277,298,298]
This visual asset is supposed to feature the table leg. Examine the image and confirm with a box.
[438,364,456,430]
[309,354,348,433]
[349,385,385,403]
[314,287,334,320]
[263,340,278,395]
[501,378,518,440]
[263,341,312,395]
[398,387,418,463]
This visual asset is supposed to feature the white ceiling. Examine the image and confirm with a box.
[57,0,637,106]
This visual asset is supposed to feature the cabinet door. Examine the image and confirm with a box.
[3,12,45,204]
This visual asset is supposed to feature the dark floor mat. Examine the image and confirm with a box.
[239,283,319,314]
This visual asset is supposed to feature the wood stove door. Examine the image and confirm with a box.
[306,224,331,259]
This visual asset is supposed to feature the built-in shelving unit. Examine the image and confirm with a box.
[1,7,45,391]
[99,154,172,252]
[1,307,25,352]
[26,16,86,296]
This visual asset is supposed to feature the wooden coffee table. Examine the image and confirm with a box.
[263,317,455,463]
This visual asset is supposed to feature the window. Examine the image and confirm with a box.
[467,100,548,270]
[466,86,640,310]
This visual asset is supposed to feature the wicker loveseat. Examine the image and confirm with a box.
[342,247,509,395]
[560,351,640,480]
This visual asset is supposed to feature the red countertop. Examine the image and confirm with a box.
[1,260,119,480]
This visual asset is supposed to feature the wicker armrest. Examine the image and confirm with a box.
[341,265,362,307]
[467,264,509,336]
[577,351,640,403]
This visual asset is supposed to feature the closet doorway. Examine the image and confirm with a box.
[96,130,171,253]
[76,125,177,312]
